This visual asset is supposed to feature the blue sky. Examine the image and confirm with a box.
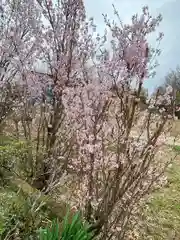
[84,0,180,94]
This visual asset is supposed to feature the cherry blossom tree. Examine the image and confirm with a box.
[0,1,175,239]
[60,6,173,239]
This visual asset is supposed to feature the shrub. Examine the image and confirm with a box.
[0,189,50,239]
[0,139,34,182]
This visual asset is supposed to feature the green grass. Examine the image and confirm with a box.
[172,144,180,153]
[140,148,180,239]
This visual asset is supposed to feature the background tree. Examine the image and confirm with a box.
[153,66,180,117]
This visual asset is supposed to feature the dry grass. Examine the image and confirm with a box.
[170,120,180,137]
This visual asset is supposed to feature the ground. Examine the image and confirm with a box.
[1,119,180,239]
[139,145,180,239]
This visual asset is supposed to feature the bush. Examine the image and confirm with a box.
[0,139,32,182]
[0,136,44,185]
[0,189,50,239]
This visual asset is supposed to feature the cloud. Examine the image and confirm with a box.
[84,0,180,94]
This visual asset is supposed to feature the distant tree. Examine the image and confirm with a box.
[140,86,148,103]
[176,91,180,105]
[165,66,180,91]
[164,67,180,109]
[153,67,180,95]
[152,67,180,117]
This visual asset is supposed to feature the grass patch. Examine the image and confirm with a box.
[171,144,180,153]
[140,151,180,239]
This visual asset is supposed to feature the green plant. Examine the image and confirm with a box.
[0,135,15,146]
[39,212,94,240]
[0,137,38,184]
[172,144,180,153]
[0,189,50,239]
[39,219,60,240]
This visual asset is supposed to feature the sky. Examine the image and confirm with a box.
[84,0,180,94]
